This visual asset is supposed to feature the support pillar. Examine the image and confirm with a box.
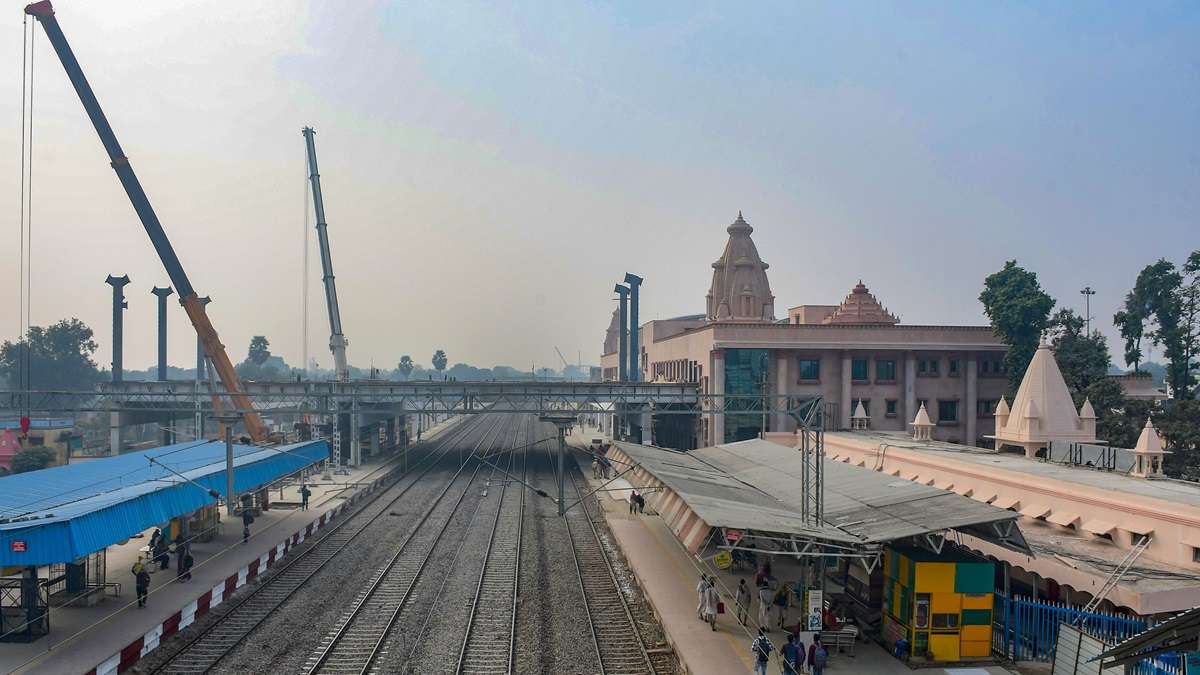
[350,403,361,467]
[152,286,174,446]
[774,353,789,432]
[615,284,629,382]
[711,349,725,445]
[193,296,211,440]
[840,351,852,431]
[966,353,978,447]
[106,275,130,456]
[624,273,642,382]
[904,352,916,425]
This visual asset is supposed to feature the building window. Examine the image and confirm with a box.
[859,399,871,416]
[885,399,898,417]
[1193,547,1200,564]
[798,359,820,381]
[876,359,897,382]
[919,359,940,376]
[929,359,939,374]
[851,359,869,382]
[949,359,960,376]
[981,358,1005,377]
[918,360,927,374]
[977,399,998,416]
[938,400,959,424]
[933,613,960,629]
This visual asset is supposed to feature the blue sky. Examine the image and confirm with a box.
[2,1,1197,371]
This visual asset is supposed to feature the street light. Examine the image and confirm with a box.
[1080,287,1096,335]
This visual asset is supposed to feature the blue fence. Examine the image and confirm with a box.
[995,595,1180,674]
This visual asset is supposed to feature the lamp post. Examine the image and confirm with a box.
[1080,286,1096,335]
[212,413,243,516]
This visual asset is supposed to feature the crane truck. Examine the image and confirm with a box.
[25,0,269,442]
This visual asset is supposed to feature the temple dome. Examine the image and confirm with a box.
[990,338,1097,456]
[706,212,775,322]
[603,308,621,355]
[823,281,899,325]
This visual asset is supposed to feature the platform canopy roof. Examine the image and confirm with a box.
[619,438,1029,554]
[0,439,329,567]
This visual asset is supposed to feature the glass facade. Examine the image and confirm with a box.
[724,348,769,443]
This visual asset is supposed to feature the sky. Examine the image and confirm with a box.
[1,1,1197,374]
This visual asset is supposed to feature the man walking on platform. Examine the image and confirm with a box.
[300,484,311,511]
[135,567,151,608]
[757,581,773,630]
[736,578,751,626]
[751,627,774,675]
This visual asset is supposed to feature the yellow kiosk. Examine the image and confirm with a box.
[882,545,994,662]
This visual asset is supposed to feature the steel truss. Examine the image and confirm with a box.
[0,380,820,417]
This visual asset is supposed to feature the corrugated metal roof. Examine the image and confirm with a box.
[619,438,1028,553]
[0,439,329,566]
[615,443,858,544]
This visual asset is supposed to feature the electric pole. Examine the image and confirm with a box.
[1080,286,1096,335]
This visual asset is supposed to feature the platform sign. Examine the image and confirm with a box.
[806,589,823,631]
[724,529,742,543]
[10,540,27,553]
[714,551,733,569]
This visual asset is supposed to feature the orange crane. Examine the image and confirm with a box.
[25,1,269,442]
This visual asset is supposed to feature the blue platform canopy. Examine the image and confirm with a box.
[0,439,330,567]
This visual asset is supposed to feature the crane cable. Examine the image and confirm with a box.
[18,16,35,414]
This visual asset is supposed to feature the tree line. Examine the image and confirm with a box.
[980,251,1199,477]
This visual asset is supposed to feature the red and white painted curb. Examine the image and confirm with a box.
[84,473,390,675]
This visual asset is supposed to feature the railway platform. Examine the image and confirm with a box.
[0,422,456,675]
[570,427,1020,675]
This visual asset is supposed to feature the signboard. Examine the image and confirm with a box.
[724,529,742,543]
[806,589,823,631]
[714,551,733,569]
[10,540,27,553]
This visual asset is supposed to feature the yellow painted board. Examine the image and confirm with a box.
[898,554,910,587]
[915,562,955,593]
[931,592,961,615]
[929,633,961,661]
[961,640,991,658]
[962,625,991,643]
[962,593,992,610]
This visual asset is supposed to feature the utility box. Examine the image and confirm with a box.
[882,545,994,662]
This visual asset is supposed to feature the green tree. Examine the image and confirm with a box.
[11,447,57,474]
[1047,309,1111,395]
[1078,378,1152,450]
[248,336,271,366]
[1160,400,1200,478]
[1115,254,1199,400]
[0,319,104,390]
[397,355,414,379]
[979,261,1055,392]
[432,350,448,372]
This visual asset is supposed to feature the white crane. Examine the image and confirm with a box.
[302,127,349,382]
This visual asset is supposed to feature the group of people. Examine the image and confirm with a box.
[752,627,828,675]
[694,574,721,630]
[628,490,646,514]
[590,450,613,479]
[132,528,195,609]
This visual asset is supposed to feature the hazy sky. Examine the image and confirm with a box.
[2,1,1197,375]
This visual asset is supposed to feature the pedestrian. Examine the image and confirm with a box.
[781,633,804,675]
[808,634,827,675]
[735,578,751,626]
[131,557,144,578]
[242,507,254,543]
[148,527,162,553]
[636,493,645,514]
[629,490,639,514]
[703,578,720,631]
[175,545,186,580]
[773,584,790,628]
[696,575,709,620]
[135,567,151,608]
[751,627,774,675]
[591,458,600,479]
[300,484,311,511]
[757,580,773,630]
[154,535,170,571]
[181,548,194,582]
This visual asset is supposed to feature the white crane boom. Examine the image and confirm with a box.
[302,127,349,381]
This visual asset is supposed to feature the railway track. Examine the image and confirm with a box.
[454,415,531,674]
[563,445,657,675]
[303,415,512,675]
[148,416,487,675]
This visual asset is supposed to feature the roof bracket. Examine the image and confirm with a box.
[992,519,1014,540]
[859,550,882,573]
[924,530,947,555]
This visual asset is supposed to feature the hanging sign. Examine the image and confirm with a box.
[724,529,742,543]
[806,589,823,631]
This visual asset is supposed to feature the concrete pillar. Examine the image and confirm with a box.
[194,296,211,441]
[712,350,725,445]
[152,286,174,446]
[624,273,642,382]
[350,410,362,467]
[774,353,789,432]
[614,285,629,381]
[966,353,978,447]
[840,351,852,431]
[105,275,131,383]
[904,352,916,425]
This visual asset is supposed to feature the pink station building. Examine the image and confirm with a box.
[601,212,1200,621]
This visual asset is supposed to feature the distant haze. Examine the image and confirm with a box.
[2,2,1196,374]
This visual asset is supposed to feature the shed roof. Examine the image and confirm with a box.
[692,439,1028,551]
[0,439,329,566]
[618,438,1028,553]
